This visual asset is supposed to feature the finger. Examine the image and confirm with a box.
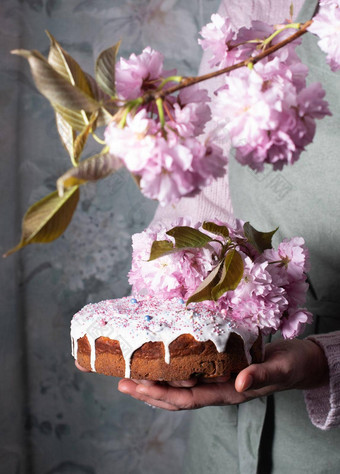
[118,379,179,411]
[131,379,156,387]
[200,375,231,384]
[135,381,197,408]
[75,360,91,372]
[134,378,248,408]
[167,379,199,388]
[234,358,292,395]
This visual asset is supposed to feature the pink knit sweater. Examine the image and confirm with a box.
[152,0,340,430]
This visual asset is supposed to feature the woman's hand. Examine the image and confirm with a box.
[115,338,329,411]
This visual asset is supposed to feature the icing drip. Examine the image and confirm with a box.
[70,296,259,377]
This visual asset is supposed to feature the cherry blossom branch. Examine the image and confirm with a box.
[149,19,313,101]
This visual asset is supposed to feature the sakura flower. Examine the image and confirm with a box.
[115,46,167,100]
[224,256,288,334]
[212,56,330,171]
[198,13,236,67]
[308,0,340,71]
[172,86,211,137]
[105,107,227,206]
[263,236,310,282]
[137,132,226,206]
[280,308,313,339]
[199,16,302,70]
[104,109,160,173]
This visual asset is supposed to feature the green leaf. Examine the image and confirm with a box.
[95,42,121,98]
[3,187,79,257]
[243,221,278,253]
[56,150,119,195]
[148,240,174,261]
[211,250,244,300]
[202,221,229,239]
[12,49,101,112]
[166,226,212,249]
[186,261,224,305]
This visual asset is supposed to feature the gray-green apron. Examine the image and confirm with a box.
[184,1,340,472]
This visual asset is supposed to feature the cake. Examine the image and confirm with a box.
[71,295,263,381]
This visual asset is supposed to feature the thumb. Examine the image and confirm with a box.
[234,360,287,393]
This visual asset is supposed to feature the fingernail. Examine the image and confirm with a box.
[118,383,128,394]
[243,375,253,391]
[136,385,148,394]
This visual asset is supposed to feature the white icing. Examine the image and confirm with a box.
[70,296,260,378]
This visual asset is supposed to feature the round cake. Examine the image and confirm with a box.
[71,295,263,381]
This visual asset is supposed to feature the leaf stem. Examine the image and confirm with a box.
[156,97,165,127]
[118,97,144,128]
[261,22,300,49]
[92,133,106,145]
[158,75,183,89]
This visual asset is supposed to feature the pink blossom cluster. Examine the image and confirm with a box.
[308,0,340,72]
[104,47,227,206]
[128,217,219,298]
[129,218,312,339]
[199,15,331,171]
[225,236,312,338]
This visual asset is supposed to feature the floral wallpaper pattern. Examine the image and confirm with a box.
[0,0,220,473]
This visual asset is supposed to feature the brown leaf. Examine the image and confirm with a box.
[211,250,244,300]
[243,221,278,253]
[12,49,101,112]
[73,112,99,163]
[166,226,212,249]
[148,240,174,261]
[95,42,121,98]
[186,261,223,305]
[46,31,93,96]
[55,111,77,160]
[57,151,120,195]
[54,104,90,132]
[202,221,229,239]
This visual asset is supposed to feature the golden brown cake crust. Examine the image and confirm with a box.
[76,332,263,381]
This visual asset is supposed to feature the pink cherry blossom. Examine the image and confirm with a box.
[172,86,211,137]
[105,109,227,206]
[198,13,236,67]
[224,256,288,334]
[263,236,310,282]
[280,308,313,339]
[308,1,340,71]
[212,56,330,171]
[115,46,167,100]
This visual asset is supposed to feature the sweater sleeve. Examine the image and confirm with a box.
[303,332,340,430]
